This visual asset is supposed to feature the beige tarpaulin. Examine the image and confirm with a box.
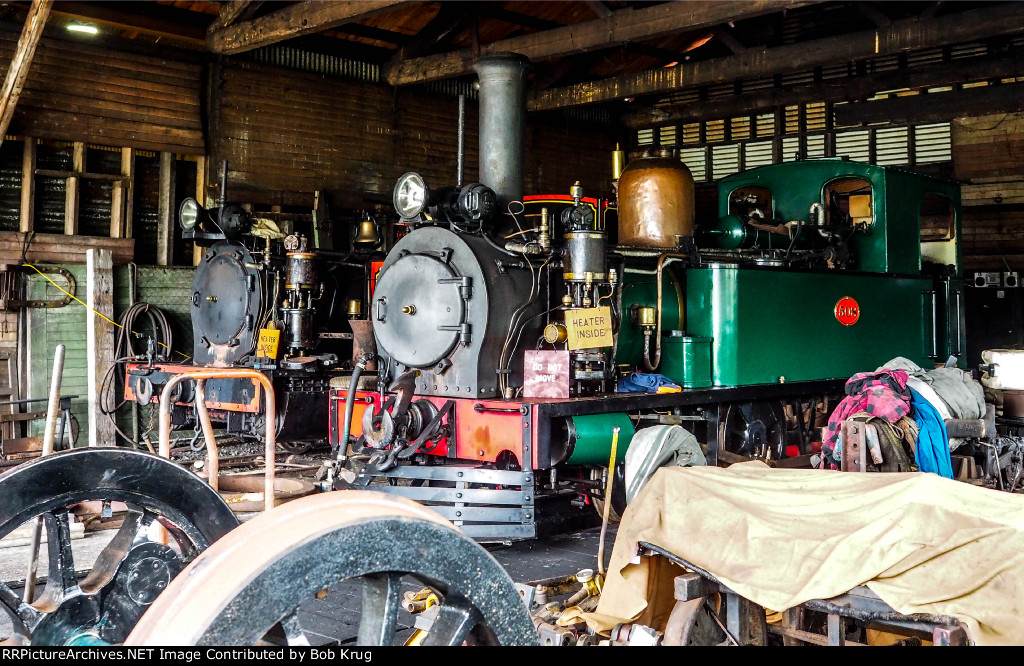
[590,462,1024,646]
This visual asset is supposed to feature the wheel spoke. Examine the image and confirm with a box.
[79,511,146,594]
[0,578,37,642]
[35,512,80,611]
[421,596,481,646]
[356,573,402,646]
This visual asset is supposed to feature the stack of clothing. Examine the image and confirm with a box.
[821,369,922,473]
[880,357,986,451]
[823,358,982,478]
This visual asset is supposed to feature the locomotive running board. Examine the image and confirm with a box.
[358,465,536,541]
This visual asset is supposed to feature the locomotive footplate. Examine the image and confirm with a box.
[332,378,845,541]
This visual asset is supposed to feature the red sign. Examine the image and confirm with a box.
[834,296,860,326]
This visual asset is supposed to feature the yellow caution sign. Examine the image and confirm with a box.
[564,306,613,350]
[256,329,281,359]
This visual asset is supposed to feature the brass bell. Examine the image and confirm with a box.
[353,217,380,247]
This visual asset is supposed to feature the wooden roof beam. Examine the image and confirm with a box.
[207,1,262,33]
[384,0,822,86]
[208,0,410,55]
[0,0,52,146]
[531,2,1024,111]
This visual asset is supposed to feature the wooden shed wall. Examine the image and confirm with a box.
[212,60,617,208]
[0,28,203,154]
[955,112,1024,270]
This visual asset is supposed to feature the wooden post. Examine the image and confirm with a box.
[86,248,114,448]
[193,155,206,266]
[64,141,84,236]
[19,137,34,233]
[0,0,53,147]
[110,147,135,239]
[157,151,176,266]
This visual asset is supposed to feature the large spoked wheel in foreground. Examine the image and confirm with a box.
[0,448,239,645]
[126,491,540,646]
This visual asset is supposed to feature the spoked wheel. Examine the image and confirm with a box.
[720,401,787,461]
[0,448,238,645]
[126,491,540,646]
[588,464,627,523]
[663,597,727,646]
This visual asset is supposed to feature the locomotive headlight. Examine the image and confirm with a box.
[393,172,427,218]
[179,198,202,231]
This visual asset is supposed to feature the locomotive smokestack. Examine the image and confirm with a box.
[474,53,530,211]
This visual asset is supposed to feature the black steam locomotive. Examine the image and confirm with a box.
[124,184,374,450]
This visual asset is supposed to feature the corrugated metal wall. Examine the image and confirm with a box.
[0,27,203,154]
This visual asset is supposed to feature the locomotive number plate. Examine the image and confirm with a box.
[834,296,860,326]
[565,306,614,350]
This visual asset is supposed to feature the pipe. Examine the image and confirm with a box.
[159,369,277,512]
[23,343,65,603]
[473,53,530,210]
[456,93,465,188]
[193,380,219,492]
[642,253,689,372]
[219,160,228,209]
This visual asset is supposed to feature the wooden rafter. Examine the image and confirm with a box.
[388,4,472,63]
[384,0,821,86]
[0,0,52,145]
[531,2,1024,111]
[207,1,262,33]
[207,0,410,55]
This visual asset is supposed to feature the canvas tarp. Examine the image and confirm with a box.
[588,463,1024,646]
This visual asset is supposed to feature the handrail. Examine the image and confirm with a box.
[158,369,277,512]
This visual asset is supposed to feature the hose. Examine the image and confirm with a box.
[102,302,177,448]
[337,357,368,463]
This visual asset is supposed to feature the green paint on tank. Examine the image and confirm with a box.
[567,412,635,465]
[617,268,684,365]
[685,265,936,386]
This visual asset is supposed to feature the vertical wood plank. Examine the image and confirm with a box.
[121,147,135,238]
[193,155,206,266]
[110,147,135,239]
[19,137,34,233]
[86,248,114,448]
[157,151,177,266]
[64,141,85,236]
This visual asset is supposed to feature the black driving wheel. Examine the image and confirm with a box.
[721,401,787,461]
[126,491,540,646]
[0,448,238,645]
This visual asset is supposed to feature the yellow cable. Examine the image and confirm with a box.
[22,263,191,360]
